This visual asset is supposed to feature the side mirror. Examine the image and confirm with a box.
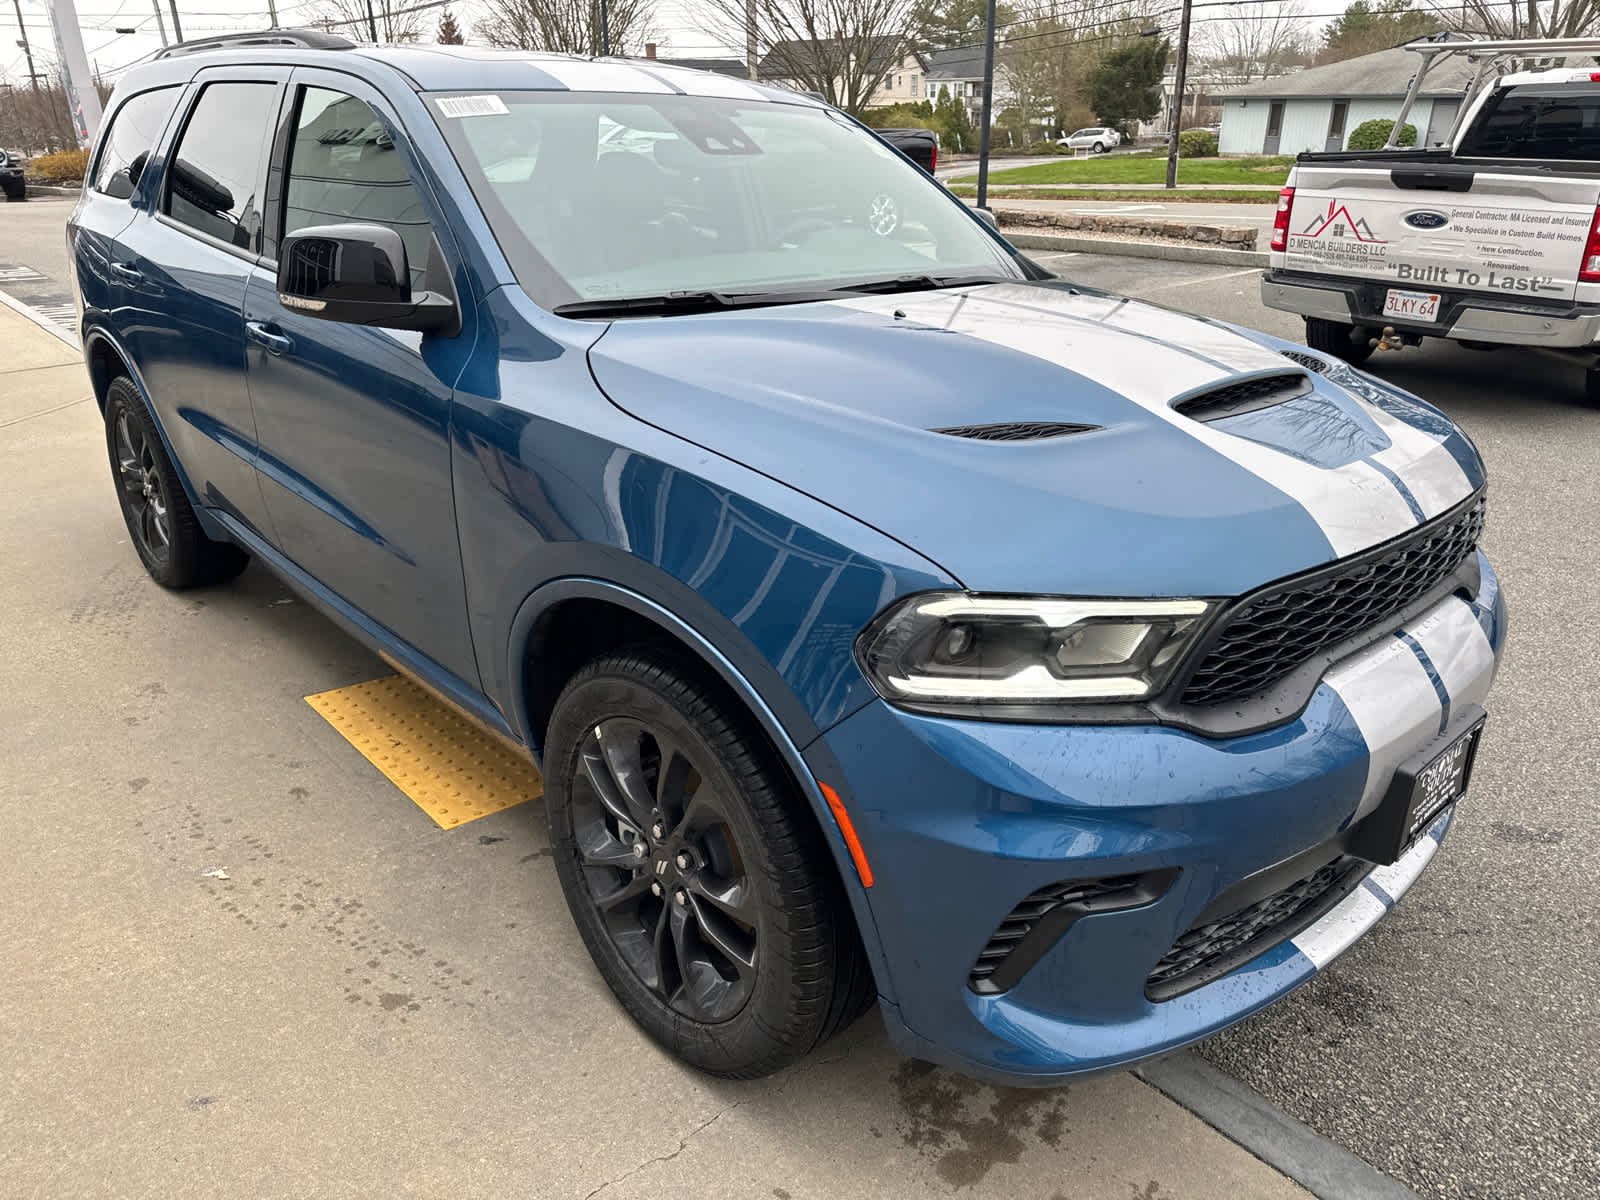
[277,223,460,337]
[973,206,999,232]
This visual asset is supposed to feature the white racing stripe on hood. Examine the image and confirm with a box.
[837,286,1420,556]
[1357,401,1475,520]
[1323,631,1443,824]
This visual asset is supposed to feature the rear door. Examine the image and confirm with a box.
[240,69,480,687]
[112,67,288,538]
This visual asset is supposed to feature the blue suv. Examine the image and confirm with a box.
[70,32,1506,1084]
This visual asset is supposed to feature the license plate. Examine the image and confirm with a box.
[1382,288,1441,322]
[1348,708,1486,865]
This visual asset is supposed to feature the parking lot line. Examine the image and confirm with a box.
[305,675,542,828]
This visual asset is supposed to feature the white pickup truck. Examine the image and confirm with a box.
[1261,34,1600,400]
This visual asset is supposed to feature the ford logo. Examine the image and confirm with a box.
[1404,210,1449,230]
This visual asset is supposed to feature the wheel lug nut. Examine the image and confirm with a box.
[675,852,691,870]
[650,822,665,840]
[650,881,663,898]
[631,842,646,859]
[674,889,688,907]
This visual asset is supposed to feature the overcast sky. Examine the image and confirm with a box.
[0,0,736,85]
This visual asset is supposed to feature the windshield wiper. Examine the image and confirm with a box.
[553,288,841,319]
[833,273,1016,296]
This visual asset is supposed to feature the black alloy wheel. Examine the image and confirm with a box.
[573,715,759,1023]
[103,376,249,588]
[545,649,873,1078]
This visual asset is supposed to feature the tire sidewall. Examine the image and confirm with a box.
[544,660,828,1073]
[104,379,188,586]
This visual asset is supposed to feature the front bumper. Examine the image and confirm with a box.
[1262,270,1600,348]
[826,555,1506,1085]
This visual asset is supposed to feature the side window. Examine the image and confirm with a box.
[164,81,277,251]
[92,86,182,200]
[284,87,432,292]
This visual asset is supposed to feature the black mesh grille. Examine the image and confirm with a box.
[1173,372,1312,422]
[1181,497,1485,707]
[1280,350,1330,374]
[969,874,1140,987]
[932,421,1097,441]
[1146,856,1370,1001]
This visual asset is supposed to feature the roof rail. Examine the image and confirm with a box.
[153,28,354,59]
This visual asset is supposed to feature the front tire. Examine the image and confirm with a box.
[1305,317,1376,366]
[1092,141,1106,154]
[544,648,872,1079]
[104,376,249,588]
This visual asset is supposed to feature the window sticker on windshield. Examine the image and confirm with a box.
[435,95,509,119]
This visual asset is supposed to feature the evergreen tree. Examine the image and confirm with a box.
[438,7,465,43]
[1089,38,1167,132]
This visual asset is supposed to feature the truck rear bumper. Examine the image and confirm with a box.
[1262,272,1600,349]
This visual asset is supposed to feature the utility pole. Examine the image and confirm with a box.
[365,0,378,42]
[975,0,997,209]
[599,0,608,54]
[46,0,102,144]
[150,0,168,45]
[745,0,757,80]
[266,0,277,28]
[12,0,39,90]
[1164,0,1192,190]
[167,0,183,42]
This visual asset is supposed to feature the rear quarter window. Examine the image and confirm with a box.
[92,86,182,199]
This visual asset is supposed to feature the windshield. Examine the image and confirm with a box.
[427,90,1023,311]
[1457,82,1600,160]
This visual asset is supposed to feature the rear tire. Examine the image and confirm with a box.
[103,376,249,588]
[1585,364,1600,408]
[1305,317,1376,366]
[544,648,873,1079]
[1092,141,1106,154]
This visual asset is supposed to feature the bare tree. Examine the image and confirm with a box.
[1199,2,1311,84]
[699,0,916,114]
[478,0,657,54]
[1426,0,1600,38]
[313,0,426,42]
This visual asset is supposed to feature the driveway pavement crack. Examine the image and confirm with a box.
[581,1105,737,1199]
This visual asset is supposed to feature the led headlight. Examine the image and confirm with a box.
[857,593,1216,708]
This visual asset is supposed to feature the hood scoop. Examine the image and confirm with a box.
[1173,372,1312,423]
[1279,350,1331,375]
[932,421,1099,442]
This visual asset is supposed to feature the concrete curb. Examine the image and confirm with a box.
[0,286,79,348]
[24,183,81,197]
[1006,230,1269,268]
[1136,1053,1419,1200]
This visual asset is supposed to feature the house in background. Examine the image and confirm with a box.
[926,46,992,121]
[639,44,748,79]
[1220,42,1476,155]
[756,38,928,108]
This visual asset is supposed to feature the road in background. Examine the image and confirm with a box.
[0,197,77,336]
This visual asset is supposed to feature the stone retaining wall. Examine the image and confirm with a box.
[994,208,1258,249]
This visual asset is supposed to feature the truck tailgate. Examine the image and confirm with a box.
[1284,163,1600,304]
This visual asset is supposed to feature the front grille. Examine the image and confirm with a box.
[932,421,1097,441]
[1173,372,1312,422]
[969,874,1141,989]
[1181,496,1485,707]
[1146,856,1370,1001]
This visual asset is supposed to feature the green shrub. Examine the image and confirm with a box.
[1178,128,1218,158]
[26,147,89,182]
[1346,119,1416,152]
[1026,139,1069,155]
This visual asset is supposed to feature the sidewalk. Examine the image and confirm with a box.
[0,295,1328,1200]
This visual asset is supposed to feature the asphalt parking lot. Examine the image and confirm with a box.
[2,198,1594,1199]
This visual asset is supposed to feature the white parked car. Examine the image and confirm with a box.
[1058,126,1121,153]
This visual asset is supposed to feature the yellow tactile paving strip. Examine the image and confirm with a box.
[305,675,542,829]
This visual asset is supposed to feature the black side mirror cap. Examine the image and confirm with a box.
[277,222,460,337]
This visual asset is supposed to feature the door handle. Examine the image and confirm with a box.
[245,320,293,356]
[108,261,143,283]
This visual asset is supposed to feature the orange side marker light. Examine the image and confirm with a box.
[818,781,874,889]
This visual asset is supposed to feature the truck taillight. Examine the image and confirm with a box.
[1271,187,1295,253]
[1581,206,1600,282]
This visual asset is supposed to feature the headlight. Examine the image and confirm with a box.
[856,593,1216,710]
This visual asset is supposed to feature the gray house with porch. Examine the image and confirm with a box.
[1219,44,1476,155]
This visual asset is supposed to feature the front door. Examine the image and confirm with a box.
[1325,101,1348,152]
[242,71,479,688]
[1264,101,1285,154]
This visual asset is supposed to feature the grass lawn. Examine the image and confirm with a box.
[963,153,1293,186]
[946,186,1277,203]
